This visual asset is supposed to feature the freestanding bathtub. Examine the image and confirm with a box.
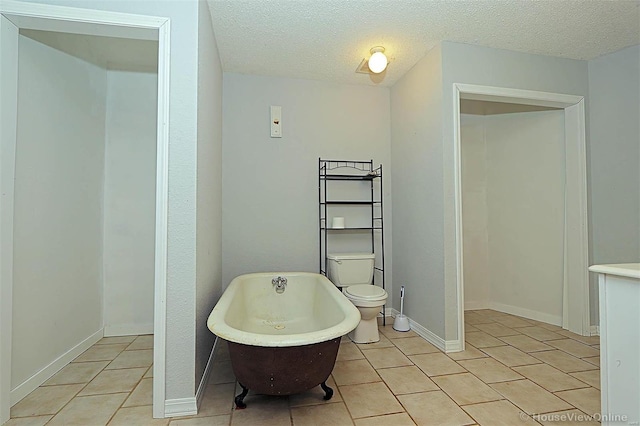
[207,272,360,408]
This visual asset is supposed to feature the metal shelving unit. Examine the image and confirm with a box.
[318,158,386,323]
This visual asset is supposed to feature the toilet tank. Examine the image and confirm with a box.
[326,253,375,287]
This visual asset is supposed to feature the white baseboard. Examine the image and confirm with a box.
[195,337,218,410]
[104,323,154,337]
[465,301,562,327]
[165,398,197,417]
[389,309,461,353]
[10,329,103,405]
[589,325,600,336]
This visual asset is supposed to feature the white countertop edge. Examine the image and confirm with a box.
[589,263,640,280]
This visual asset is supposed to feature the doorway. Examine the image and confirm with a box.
[452,84,590,351]
[0,2,170,422]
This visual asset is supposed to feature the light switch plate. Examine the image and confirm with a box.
[270,106,282,138]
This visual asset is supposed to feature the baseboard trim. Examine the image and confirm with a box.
[10,328,103,405]
[165,397,197,417]
[104,323,154,337]
[465,302,563,327]
[589,325,600,336]
[389,309,461,353]
[195,337,218,410]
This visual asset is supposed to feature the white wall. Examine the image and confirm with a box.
[462,111,566,324]
[588,45,640,323]
[222,74,392,294]
[441,42,589,340]
[195,0,223,390]
[16,0,201,401]
[103,69,157,336]
[12,34,106,388]
[390,45,445,334]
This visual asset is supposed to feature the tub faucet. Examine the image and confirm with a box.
[272,276,287,293]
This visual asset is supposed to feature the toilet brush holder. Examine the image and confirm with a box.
[393,285,411,332]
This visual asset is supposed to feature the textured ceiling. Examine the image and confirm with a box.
[207,0,640,87]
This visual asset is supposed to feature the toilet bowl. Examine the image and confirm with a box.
[343,284,388,343]
[326,253,388,343]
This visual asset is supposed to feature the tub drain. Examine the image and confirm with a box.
[274,324,285,330]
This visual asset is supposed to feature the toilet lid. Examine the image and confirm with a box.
[345,284,387,301]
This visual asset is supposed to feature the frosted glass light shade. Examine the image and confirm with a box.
[368,51,387,74]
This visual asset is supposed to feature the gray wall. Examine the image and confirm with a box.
[195,0,223,391]
[222,74,392,292]
[587,45,640,323]
[390,44,445,337]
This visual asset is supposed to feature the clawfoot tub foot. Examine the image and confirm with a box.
[320,381,333,400]
[235,383,249,409]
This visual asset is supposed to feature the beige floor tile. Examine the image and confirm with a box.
[78,367,146,396]
[512,364,590,392]
[409,353,466,377]
[10,384,84,417]
[480,346,542,367]
[462,400,537,425]
[392,336,440,355]
[498,335,553,353]
[569,370,600,389]
[127,335,154,350]
[43,361,109,386]
[556,330,600,346]
[340,382,404,419]
[490,380,573,415]
[582,356,599,367]
[97,336,137,345]
[47,393,128,426]
[196,382,235,416]
[144,365,154,378]
[289,375,342,407]
[291,402,354,425]
[106,349,153,370]
[332,359,381,386]
[73,344,128,362]
[464,313,495,325]
[379,324,418,339]
[229,394,290,425]
[3,415,53,426]
[517,326,565,341]
[533,409,599,426]
[432,373,502,405]
[536,322,564,332]
[171,415,230,426]
[337,342,365,361]
[123,377,153,407]
[458,358,523,383]
[464,324,479,332]
[554,388,600,416]
[355,334,395,349]
[465,331,507,348]
[494,316,536,328]
[531,350,597,373]
[546,339,599,359]
[377,366,439,395]
[398,391,474,425]
[209,360,236,384]
[447,345,488,361]
[354,412,416,426]
[361,347,412,369]
[108,406,169,425]
[474,323,521,337]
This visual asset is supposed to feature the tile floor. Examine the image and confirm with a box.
[7,310,601,425]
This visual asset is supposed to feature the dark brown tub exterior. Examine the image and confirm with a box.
[227,337,340,407]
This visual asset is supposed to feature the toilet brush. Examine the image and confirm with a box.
[393,286,411,332]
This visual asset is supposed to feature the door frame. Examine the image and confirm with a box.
[452,83,590,350]
[0,0,170,421]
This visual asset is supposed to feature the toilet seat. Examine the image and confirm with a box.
[344,284,387,302]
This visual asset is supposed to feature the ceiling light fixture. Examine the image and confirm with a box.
[367,46,388,74]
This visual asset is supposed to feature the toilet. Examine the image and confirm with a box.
[327,253,388,343]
